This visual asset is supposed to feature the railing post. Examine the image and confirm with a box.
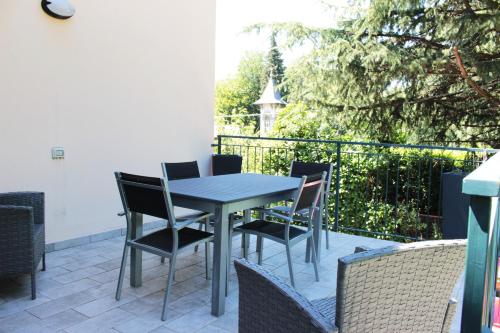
[461,196,497,332]
[217,135,222,155]
[461,152,500,333]
[334,142,341,232]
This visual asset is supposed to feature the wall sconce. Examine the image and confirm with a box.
[41,0,75,20]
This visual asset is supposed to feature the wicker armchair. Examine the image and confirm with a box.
[0,192,46,300]
[234,239,466,333]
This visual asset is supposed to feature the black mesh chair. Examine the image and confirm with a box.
[212,154,243,176]
[234,172,326,288]
[0,192,46,300]
[162,161,201,180]
[269,161,334,249]
[114,172,213,321]
[161,161,213,252]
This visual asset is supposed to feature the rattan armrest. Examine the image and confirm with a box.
[0,192,44,225]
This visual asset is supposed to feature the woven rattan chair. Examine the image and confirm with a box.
[0,192,46,300]
[114,172,214,321]
[212,154,243,176]
[269,161,334,249]
[234,172,326,288]
[234,239,466,333]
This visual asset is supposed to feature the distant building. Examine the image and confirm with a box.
[254,77,285,134]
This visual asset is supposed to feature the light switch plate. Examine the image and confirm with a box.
[51,147,64,159]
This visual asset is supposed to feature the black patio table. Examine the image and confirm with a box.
[128,173,323,317]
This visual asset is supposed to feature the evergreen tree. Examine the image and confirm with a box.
[254,0,500,147]
[265,32,287,97]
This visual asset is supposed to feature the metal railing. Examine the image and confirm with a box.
[461,152,500,332]
[214,135,499,241]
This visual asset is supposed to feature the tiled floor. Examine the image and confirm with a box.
[0,231,463,333]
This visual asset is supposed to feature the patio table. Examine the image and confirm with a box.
[128,173,323,316]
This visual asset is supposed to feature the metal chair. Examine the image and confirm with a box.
[0,192,46,300]
[161,161,212,253]
[114,172,214,321]
[162,160,200,180]
[234,172,326,288]
[269,161,334,249]
[212,154,243,176]
[234,239,466,333]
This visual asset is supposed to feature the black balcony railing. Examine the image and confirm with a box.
[213,135,499,241]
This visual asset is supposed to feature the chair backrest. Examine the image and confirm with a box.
[115,172,175,228]
[161,161,200,180]
[290,161,334,196]
[336,239,466,333]
[212,154,243,176]
[291,172,326,214]
[234,258,335,333]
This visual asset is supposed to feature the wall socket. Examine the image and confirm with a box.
[51,147,64,159]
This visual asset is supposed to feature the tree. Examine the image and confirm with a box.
[215,52,267,134]
[266,32,286,89]
[255,0,500,147]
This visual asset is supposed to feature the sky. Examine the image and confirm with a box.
[215,0,342,81]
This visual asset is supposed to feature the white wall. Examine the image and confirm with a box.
[0,0,215,243]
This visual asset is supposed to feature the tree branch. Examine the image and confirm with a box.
[453,46,500,106]
[372,32,446,49]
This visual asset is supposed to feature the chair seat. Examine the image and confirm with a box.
[234,220,307,241]
[132,227,213,253]
[311,297,336,326]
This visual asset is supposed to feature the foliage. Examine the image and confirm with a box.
[265,32,287,98]
[216,136,490,241]
[215,52,267,134]
[251,0,500,147]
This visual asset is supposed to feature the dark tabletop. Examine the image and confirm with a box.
[168,173,301,204]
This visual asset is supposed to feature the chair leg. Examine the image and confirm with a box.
[324,212,330,250]
[241,212,250,250]
[42,252,46,271]
[310,236,320,282]
[115,243,129,301]
[256,208,264,253]
[205,240,211,281]
[161,255,177,321]
[194,222,204,252]
[257,236,263,265]
[242,232,248,259]
[285,245,295,288]
[31,272,36,300]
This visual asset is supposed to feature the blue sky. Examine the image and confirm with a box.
[215,0,342,81]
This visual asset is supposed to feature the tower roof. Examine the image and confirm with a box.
[254,78,286,105]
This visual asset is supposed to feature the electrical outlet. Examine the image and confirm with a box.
[51,147,64,159]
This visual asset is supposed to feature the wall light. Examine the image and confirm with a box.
[41,0,75,20]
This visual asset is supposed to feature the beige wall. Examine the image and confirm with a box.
[0,0,215,243]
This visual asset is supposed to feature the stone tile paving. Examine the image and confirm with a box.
[0,231,463,332]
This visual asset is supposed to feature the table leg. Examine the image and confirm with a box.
[314,200,323,263]
[130,212,143,287]
[212,204,229,316]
